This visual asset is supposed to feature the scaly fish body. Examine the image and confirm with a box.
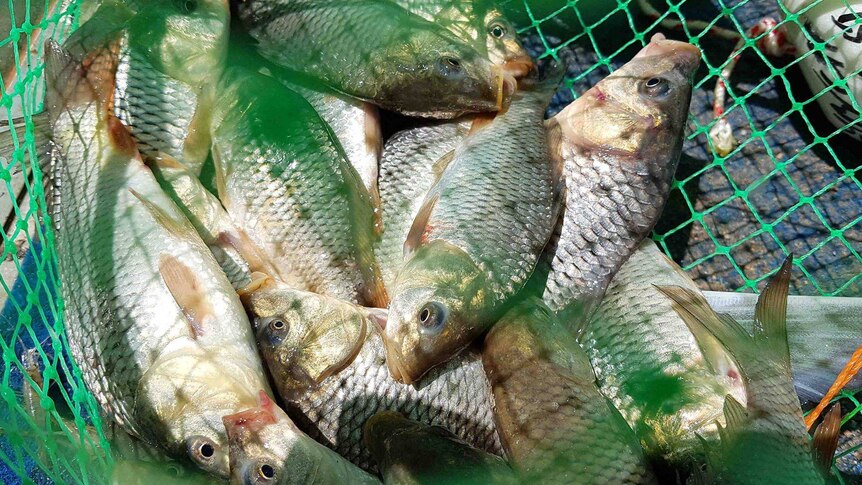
[381,70,562,385]
[375,122,470,291]
[585,240,744,460]
[540,35,699,325]
[46,43,269,477]
[224,392,380,485]
[243,277,502,472]
[482,299,656,484]
[210,67,385,306]
[236,0,514,118]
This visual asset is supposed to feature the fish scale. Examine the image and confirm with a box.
[290,331,503,472]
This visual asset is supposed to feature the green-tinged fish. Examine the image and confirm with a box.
[223,391,380,485]
[364,411,516,485]
[241,274,503,472]
[393,0,533,75]
[45,41,270,478]
[236,0,515,118]
[659,257,840,484]
[584,239,745,461]
[539,34,698,325]
[208,66,387,306]
[375,121,471,292]
[60,0,229,170]
[380,68,563,385]
[482,299,656,484]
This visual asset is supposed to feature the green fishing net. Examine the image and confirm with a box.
[0,0,860,483]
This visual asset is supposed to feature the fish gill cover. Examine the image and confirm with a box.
[0,0,860,484]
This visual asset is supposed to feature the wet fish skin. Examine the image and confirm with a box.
[375,122,470,292]
[540,35,699,325]
[364,411,516,485]
[482,299,656,484]
[584,240,745,461]
[209,66,386,306]
[236,0,514,118]
[223,392,380,485]
[660,258,831,484]
[380,70,562,385]
[45,42,269,478]
[243,277,502,472]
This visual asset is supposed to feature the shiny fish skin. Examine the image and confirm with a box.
[375,122,470,292]
[482,299,656,484]
[236,0,512,118]
[46,42,269,478]
[209,67,385,306]
[584,240,744,460]
[540,36,699,325]
[381,71,562,385]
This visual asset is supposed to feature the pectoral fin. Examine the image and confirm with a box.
[159,254,214,339]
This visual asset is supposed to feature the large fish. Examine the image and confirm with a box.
[45,41,270,478]
[223,392,380,485]
[482,299,656,484]
[379,68,563,385]
[539,34,699,326]
[392,0,533,75]
[241,274,502,472]
[364,411,516,485]
[375,121,470,292]
[659,258,840,484]
[584,240,745,461]
[207,66,386,306]
[236,0,515,118]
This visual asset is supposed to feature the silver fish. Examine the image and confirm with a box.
[46,41,269,478]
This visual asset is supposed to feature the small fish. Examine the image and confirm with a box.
[208,66,386,306]
[223,391,380,485]
[241,274,503,472]
[482,298,657,484]
[236,0,515,118]
[364,411,516,485]
[45,41,270,478]
[380,67,563,384]
[539,34,699,326]
[375,121,471,292]
[392,0,533,76]
[659,257,841,484]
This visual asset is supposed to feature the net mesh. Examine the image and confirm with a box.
[0,0,860,483]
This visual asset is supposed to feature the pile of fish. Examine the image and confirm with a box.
[34,0,860,483]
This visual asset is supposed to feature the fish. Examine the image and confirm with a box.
[539,34,699,326]
[223,391,381,485]
[60,0,230,171]
[380,67,563,385]
[482,298,657,484]
[364,411,516,485]
[392,0,533,75]
[241,274,503,472]
[207,66,386,306]
[659,257,841,484]
[235,0,515,118]
[583,239,745,461]
[375,121,471,292]
[45,40,270,477]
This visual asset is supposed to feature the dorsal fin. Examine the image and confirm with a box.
[403,192,439,257]
[159,254,213,339]
[753,255,792,369]
[431,150,456,179]
[811,404,842,474]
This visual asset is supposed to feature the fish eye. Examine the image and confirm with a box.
[186,435,218,466]
[259,463,275,480]
[641,77,671,97]
[489,23,507,38]
[183,0,197,13]
[417,302,447,335]
[445,57,461,68]
[270,318,287,332]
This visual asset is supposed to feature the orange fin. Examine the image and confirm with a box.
[468,113,496,135]
[363,102,382,160]
[159,254,213,339]
[403,192,439,257]
[811,404,842,473]
[107,116,137,156]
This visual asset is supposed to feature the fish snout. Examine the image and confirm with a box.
[635,33,701,76]
[502,55,535,79]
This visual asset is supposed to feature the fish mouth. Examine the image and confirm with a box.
[501,55,535,79]
[222,391,276,435]
[379,337,415,385]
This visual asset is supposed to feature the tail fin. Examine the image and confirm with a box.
[811,404,842,475]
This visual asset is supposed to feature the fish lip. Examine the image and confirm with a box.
[492,66,518,112]
[379,336,414,385]
[501,55,535,79]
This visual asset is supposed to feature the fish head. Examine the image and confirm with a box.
[378,241,489,384]
[556,34,699,161]
[223,391,307,485]
[127,0,230,87]
[482,9,533,78]
[376,30,516,117]
[239,274,370,401]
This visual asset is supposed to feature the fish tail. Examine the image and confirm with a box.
[811,404,843,475]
